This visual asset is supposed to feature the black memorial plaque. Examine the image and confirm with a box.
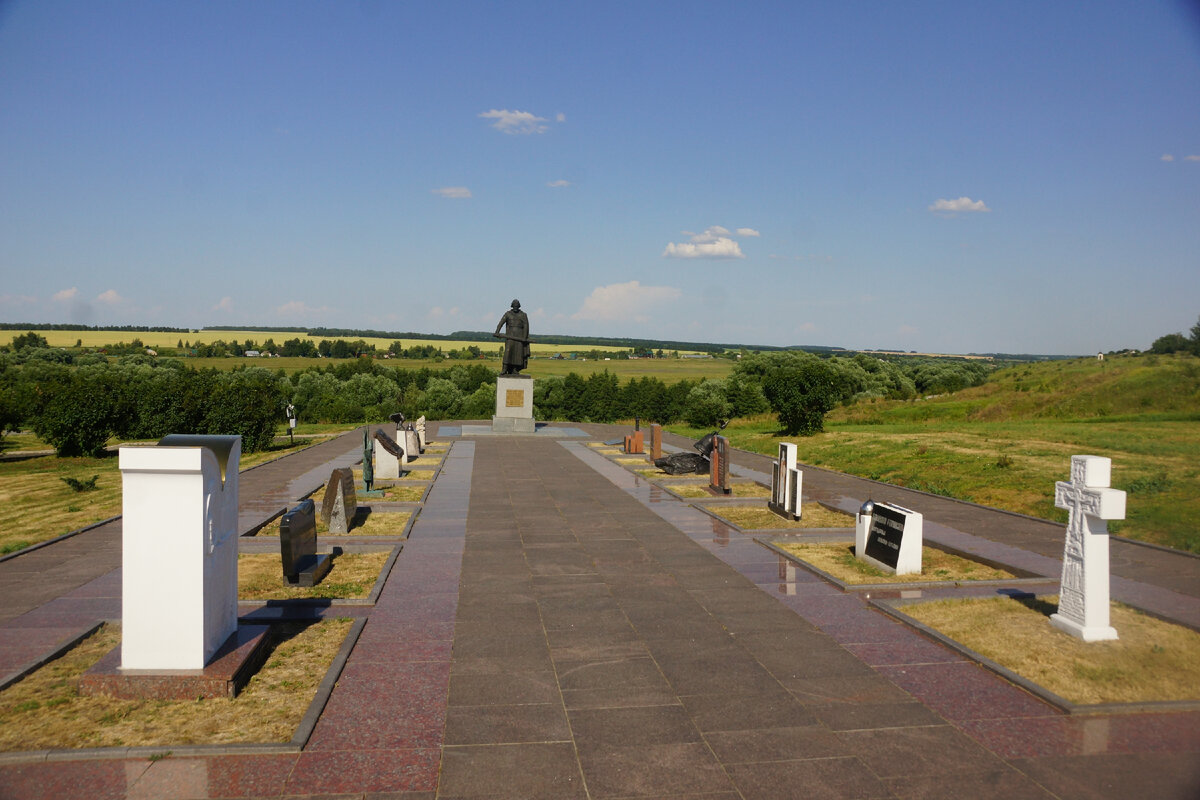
[863,503,907,569]
[279,499,331,586]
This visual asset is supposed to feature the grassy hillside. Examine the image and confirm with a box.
[671,354,1200,553]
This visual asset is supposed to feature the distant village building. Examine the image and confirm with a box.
[1097,352,1104,361]
[244,350,260,358]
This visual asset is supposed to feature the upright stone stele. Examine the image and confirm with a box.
[118,435,241,670]
[374,429,406,479]
[649,424,663,460]
[709,435,731,495]
[1050,455,1125,642]
[768,443,803,521]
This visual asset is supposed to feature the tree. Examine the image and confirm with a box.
[683,381,732,428]
[762,361,841,436]
[10,332,48,350]
[1150,333,1190,354]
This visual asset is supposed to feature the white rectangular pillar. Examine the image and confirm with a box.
[119,435,240,670]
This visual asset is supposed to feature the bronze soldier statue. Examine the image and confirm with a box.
[493,299,531,375]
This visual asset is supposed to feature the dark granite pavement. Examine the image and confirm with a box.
[1,423,1198,799]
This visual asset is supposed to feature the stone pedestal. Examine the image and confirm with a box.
[375,426,405,479]
[117,435,241,670]
[493,375,535,433]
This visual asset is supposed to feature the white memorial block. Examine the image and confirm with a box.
[857,501,923,576]
[768,443,803,520]
[374,429,404,479]
[119,435,241,670]
[1050,455,1125,642]
[415,415,427,450]
[493,375,535,433]
[404,429,421,463]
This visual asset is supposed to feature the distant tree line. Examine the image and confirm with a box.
[1,330,994,456]
[1149,315,1200,356]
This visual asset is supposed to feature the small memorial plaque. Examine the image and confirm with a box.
[857,501,923,575]
[506,389,524,408]
[863,505,906,569]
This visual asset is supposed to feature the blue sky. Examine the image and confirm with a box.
[1,1,1197,354]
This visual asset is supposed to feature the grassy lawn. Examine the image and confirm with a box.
[669,356,1200,553]
[0,619,353,750]
[776,541,1017,584]
[903,595,1200,705]
[239,551,389,600]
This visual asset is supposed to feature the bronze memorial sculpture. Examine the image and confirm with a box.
[493,299,531,375]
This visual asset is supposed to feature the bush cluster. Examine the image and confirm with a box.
[1149,315,1200,356]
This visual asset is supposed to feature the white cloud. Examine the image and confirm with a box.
[1186,155,1200,162]
[572,281,683,322]
[96,289,124,305]
[546,179,571,188]
[662,224,762,259]
[898,324,919,336]
[556,112,566,123]
[663,238,744,259]
[1162,154,1176,162]
[432,186,472,199]
[52,287,79,302]
[276,300,330,317]
[212,296,233,313]
[478,109,549,135]
[929,197,990,214]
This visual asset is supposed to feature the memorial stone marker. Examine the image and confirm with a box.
[415,415,428,451]
[374,429,406,479]
[118,434,241,670]
[403,428,419,463]
[624,430,644,455]
[709,435,731,495]
[321,467,358,534]
[857,500,923,575]
[1050,455,1125,642]
[279,499,332,586]
[768,443,803,520]
[649,423,663,460]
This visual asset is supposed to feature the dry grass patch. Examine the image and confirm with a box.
[239,551,389,600]
[351,467,436,483]
[903,595,1200,704]
[375,484,426,502]
[256,509,411,537]
[635,467,703,480]
[777,542,1016,584]
[616,456,649,465]
[666,482,771,499]
[0,455,122,554]
[0,618,353,750]
[707,503,855,529]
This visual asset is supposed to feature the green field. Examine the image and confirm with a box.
[667,354,1200,553]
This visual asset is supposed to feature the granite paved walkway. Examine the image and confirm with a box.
[1,425,1198,799]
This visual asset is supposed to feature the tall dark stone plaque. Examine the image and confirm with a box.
[279,499,332,586]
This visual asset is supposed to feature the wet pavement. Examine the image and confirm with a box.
[0,424,1198,798]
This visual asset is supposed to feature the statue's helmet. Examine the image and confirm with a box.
[511,299,521,309]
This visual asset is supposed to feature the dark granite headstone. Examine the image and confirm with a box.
[863,504,907,569]
[279,499,332,586]
[321,467,358,534]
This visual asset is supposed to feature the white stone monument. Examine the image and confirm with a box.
[415,415,427,450]
[375,426,405,480]
[1050,455,1125,642]
[767,443,803,520]
[118,435,241,670]
[856,500,923,576]
[493,375,535,433]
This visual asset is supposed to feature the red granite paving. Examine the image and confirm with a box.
[0,424,1198,799]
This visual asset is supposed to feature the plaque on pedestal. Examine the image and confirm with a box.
[493,375,535,433]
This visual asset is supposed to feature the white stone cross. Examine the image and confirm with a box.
[1050,455,1125,642]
